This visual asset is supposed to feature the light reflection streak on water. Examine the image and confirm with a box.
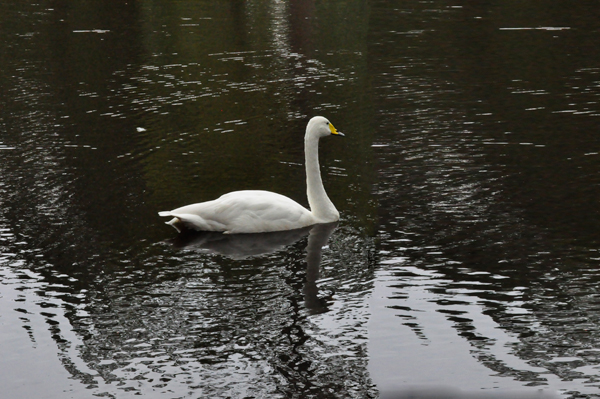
[370,259,569,391]
[0,228,111,397]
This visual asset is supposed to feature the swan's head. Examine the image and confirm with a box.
[306,116,345,139]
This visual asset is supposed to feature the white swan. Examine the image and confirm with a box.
[159,116,344,234]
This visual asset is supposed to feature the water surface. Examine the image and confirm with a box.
[1,1,598,398]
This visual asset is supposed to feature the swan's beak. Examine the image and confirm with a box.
[329,123,345,136]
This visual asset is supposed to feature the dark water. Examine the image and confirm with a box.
[1,1,598,398]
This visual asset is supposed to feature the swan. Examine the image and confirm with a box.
[158,116,344,234]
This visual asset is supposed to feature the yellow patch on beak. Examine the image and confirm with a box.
[329,123,339,135]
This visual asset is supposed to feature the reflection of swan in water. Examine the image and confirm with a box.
[166,222,338,313]
[167,226,313,259]
[303,222,337,314]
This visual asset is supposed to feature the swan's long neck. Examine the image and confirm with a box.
[305,132,339,223]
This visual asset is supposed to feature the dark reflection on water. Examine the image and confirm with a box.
[165,223,337,314]
[166,226,315,258]
[1,0,600,398]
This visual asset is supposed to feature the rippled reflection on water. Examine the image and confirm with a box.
[2,1,600,398]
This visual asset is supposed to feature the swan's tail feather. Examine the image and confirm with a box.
[158,211,225,232]
[157,211,183,232]
[166,218,183,233]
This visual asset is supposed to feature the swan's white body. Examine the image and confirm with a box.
[159,116,343,234]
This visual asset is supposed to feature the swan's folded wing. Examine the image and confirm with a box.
[214,191,315,234]
[159,190,316,234]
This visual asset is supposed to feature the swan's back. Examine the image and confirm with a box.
[160,190,315,234]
